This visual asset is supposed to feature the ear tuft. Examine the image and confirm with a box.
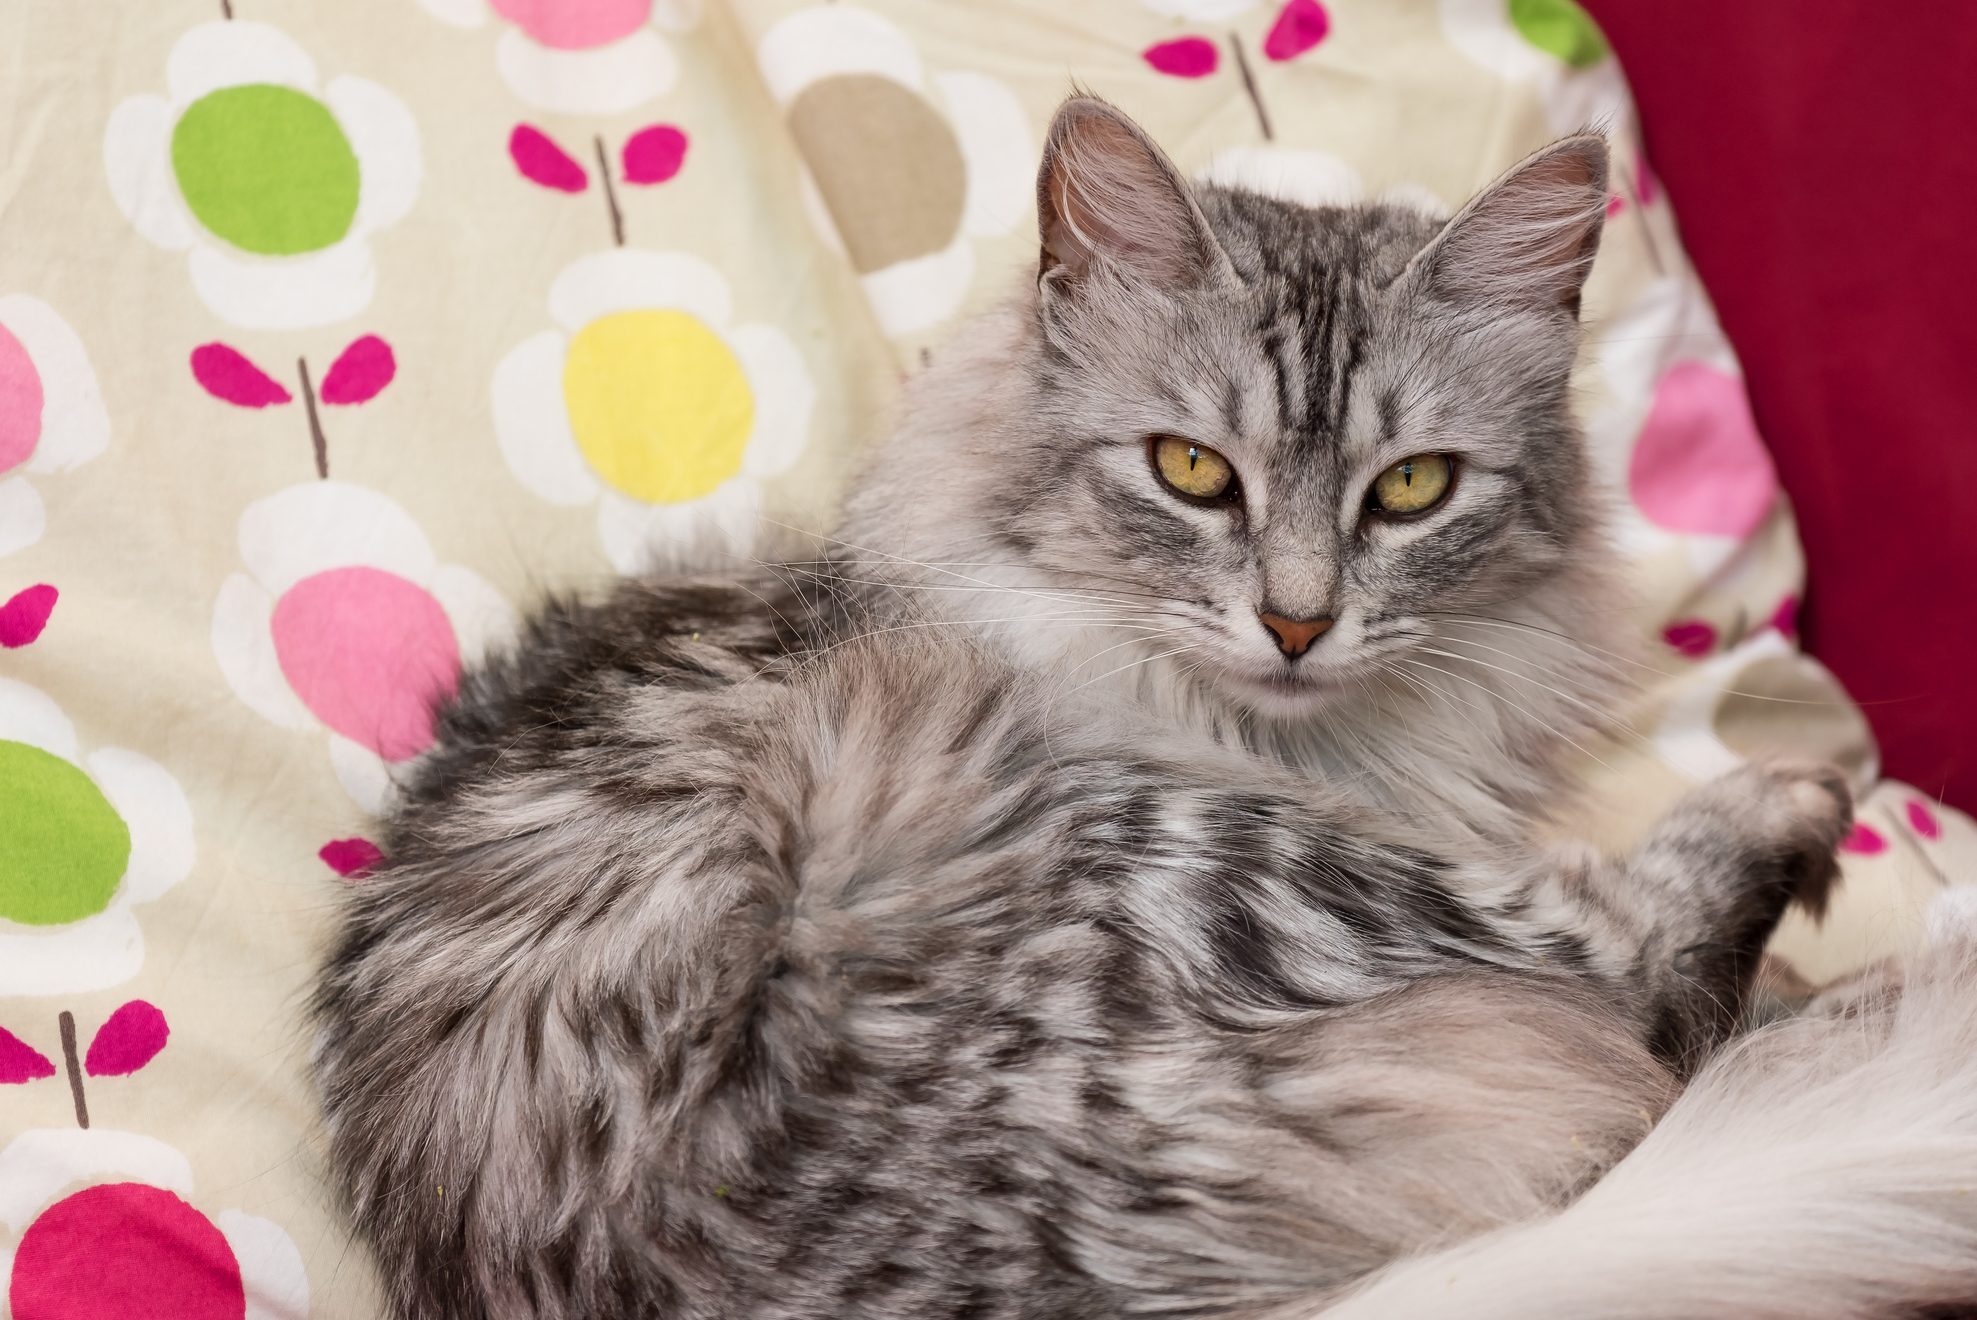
[1036,96,1226,292]
[1407,134,1610,316]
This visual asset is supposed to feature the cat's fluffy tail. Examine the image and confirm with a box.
[1316,889,1977,1320]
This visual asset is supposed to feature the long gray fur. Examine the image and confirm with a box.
[311,98,1859,1318]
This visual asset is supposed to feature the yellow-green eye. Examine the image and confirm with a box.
[1369,454,1454,516]
[1151,436,1237,502]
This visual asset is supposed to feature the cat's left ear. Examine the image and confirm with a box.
[1035,96,1233,296]
[1403,134,1609,318]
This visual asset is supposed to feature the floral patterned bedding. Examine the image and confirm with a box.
[1,0,1970,1311]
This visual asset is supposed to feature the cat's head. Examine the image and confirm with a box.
[852,97,1614,727]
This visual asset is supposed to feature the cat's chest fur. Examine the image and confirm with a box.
[863,574,1617,856]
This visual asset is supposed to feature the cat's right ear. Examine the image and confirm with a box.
[1036,96,1231,298]
[1402,134,1609,318]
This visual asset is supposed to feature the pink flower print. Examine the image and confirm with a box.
[211,482,516,811]
[0,297,108,558]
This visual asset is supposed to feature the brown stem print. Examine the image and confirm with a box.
[595,135,625,248]
[58,1010,88,1129]
[220,0,234,17]
[297,356,329,479]
[1229,33,1273,141]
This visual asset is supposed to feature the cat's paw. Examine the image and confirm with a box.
[1692,759,1853,918]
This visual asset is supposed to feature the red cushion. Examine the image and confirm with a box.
[1583,0,1977,813]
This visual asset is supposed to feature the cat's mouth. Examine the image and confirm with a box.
[1220,663,1350,713]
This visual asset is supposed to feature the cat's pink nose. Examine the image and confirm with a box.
[1258,612,1333,658]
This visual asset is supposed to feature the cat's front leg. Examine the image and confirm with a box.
[1519,761,1851,1073]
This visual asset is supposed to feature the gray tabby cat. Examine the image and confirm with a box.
[312,99,1977,1318]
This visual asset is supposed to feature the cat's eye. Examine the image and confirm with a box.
[1367,454,1454,517]
[1150,436,1238,503]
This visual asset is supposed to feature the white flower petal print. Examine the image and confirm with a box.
[101,96,198,253]
[211,575,318,731]
[757,6,925,101]
[0,911,145,998]
[237,481,437,598]
[0,680,194,996]
[187,240,378,333]
[0,676,77,761]
[0,294,108,557]
[2,296,110,476]
[1380,182,1452,218]
[731,324,815,479]
[492,331,598,507]
[428,563,522,666]
[329,734,393,816]
[596,487,666,573]
[1202,147,1365,208]
[214,1209,311,1319]
[859,238,975,339]
[417,0,489,29]
[598,479,762,574]
[0,480,44,557]
[166,21,320,103]
[795,169,847,261]
[937,71,1034,238]
[83,748,195,906]
[549,250,732,334]
[1200,148,1448,219]
[1142,0,1259,18]
[686,479,768,556]
[0,1132,193,1231]
[326,75,424,236]
[495,27,678,116]
[651,0,702,32]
